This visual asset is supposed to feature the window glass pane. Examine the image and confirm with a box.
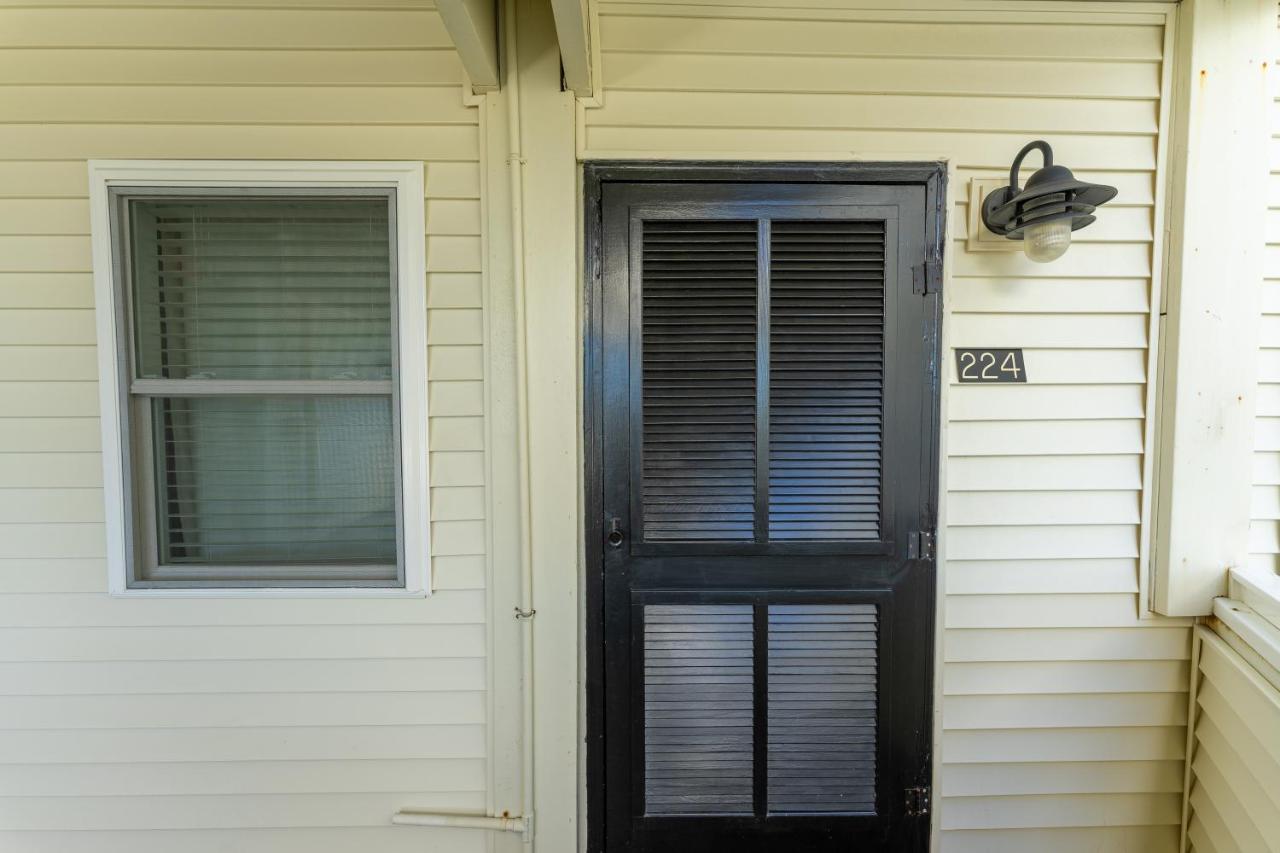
[150,395,397,573]
[129,197,393,381]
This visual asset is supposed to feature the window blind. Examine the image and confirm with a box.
[124,194,399,583]
[130,198,393,381]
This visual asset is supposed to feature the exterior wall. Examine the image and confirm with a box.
[582,2,1189,850]
[0,4,490,852]
[1251,31,1280,572]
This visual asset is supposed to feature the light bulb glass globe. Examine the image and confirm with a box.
[1022,218,1072,263]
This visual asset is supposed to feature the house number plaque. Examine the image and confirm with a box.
[954,348,1026,383]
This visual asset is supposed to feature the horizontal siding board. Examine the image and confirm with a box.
[946,420,1143,457]
[429,419,485,452]
[0,309,94,342]
[431,554,486,591]
[599,17,1163,61]
[0,273,93,308]
[0,87,473,126]
[944,660,1188,695]
[946,628,1191,663]
[592,91,1158,135]
[0,625,486,662]
[0,759,487,798]
[947,492,1139,527]
[945,560,1139,595]
[0,125,479,162]
[945,594,1155,628]
[429,451,485,486]
[0,453,103,489]
[0,9,453,49]
[947,455,1142,491]
[0,559,106,594]
[428,272,483,308]
[0,828,487,853]
[940,792,1180,830]
[0,692,484,730]
[948,279,1150,314]
[0,726,487,764]
[0,347,98,380]
[0,791,486,831]
[426,309,483,344]
[599,54,1161,100]
[938,826,1179,853]
[428,381,484,416]
[0,591,486,627]
[0,419,101,453]
[946,385,1144,421]
[943,726,1187,763]
[948,313,1148,348]
[940,760,1183,796]
[944,692,1187,730]
[429,486,485,520]
[0,49,463,87]
[0,199,89,235]
[0,658,485,696]
[583,128,1156,172]
[428,345,484,380]
[945,526,1138,562]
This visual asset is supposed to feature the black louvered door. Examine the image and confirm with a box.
[590,173,940,853]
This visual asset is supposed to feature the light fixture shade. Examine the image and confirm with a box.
[1022,219,1072,263]
[981,140,1116,260]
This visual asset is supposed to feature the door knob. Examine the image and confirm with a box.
[607,518,625,549]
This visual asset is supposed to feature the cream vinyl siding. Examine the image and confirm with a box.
[0,3,488,852]
[1185,625,1280,853]
[1251,34,1280,571]
[584,3,1187,850]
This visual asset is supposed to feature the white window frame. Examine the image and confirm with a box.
[89,161,430,597]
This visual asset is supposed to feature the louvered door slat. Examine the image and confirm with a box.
[641,220,758,541]
[643,604,755,815]
[767,604,879,814]
[769,220,886,540]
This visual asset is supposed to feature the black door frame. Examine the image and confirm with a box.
[583,161,947,853]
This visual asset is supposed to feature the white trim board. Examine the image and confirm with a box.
[87,160,431,598]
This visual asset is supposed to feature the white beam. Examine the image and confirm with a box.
[437,0,501,94]
[1151,0,1274,615]
[549,0,596,97]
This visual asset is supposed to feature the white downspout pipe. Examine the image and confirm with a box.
[395,0,536,842]
[505,0,538,840]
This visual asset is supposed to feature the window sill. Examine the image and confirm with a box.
[108,584,429,599]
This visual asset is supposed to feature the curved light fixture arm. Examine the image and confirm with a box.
[1008,140,1053,194]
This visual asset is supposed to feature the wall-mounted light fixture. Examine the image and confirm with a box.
[981,140,1117,263]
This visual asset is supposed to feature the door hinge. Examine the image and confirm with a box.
[908,530,936,561]
[905,786,931,818]
[912,255,941,295]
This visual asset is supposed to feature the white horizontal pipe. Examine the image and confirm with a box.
[392,810,530,837]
